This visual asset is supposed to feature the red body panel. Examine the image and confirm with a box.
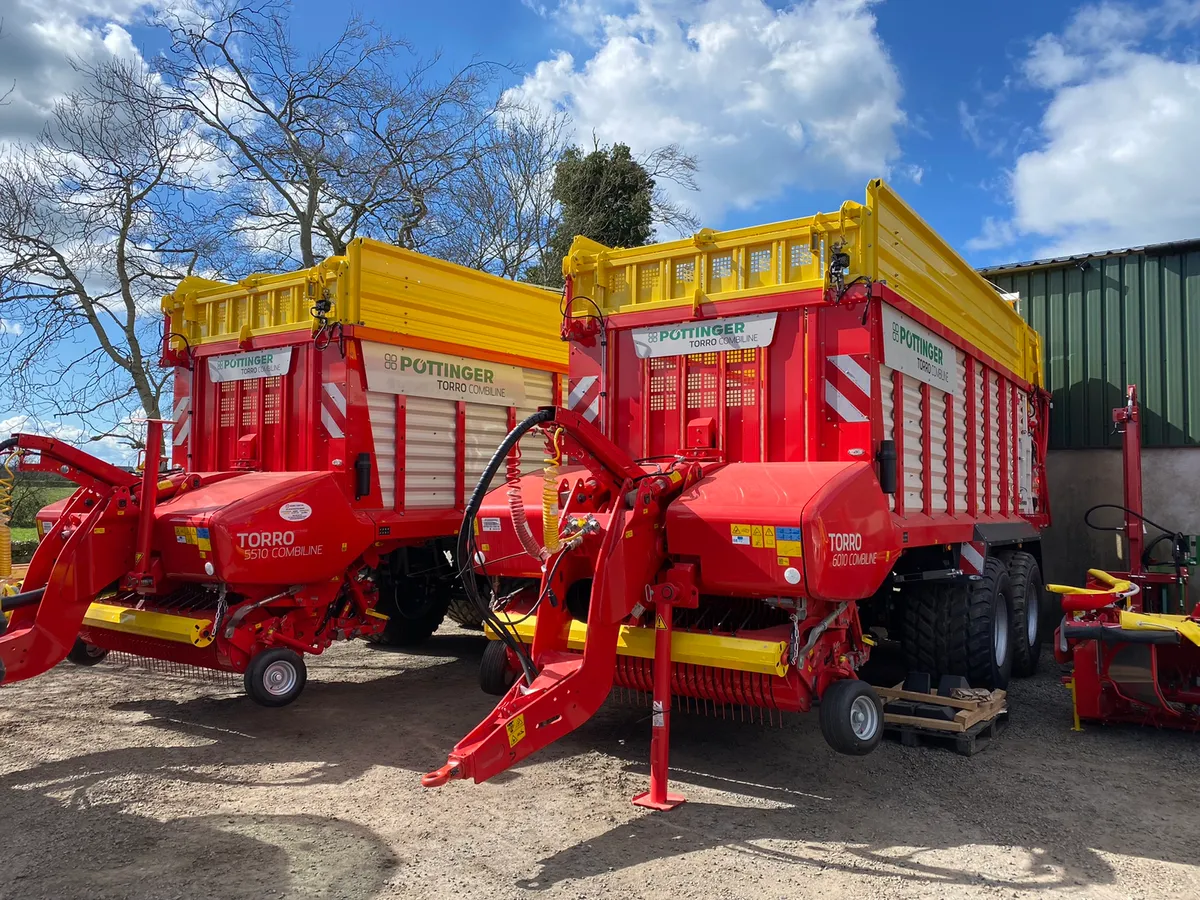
[154,471,374,586]
[665,462,897,600]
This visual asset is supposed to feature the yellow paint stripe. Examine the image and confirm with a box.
[83,602,215,648]
[485,614,788,677]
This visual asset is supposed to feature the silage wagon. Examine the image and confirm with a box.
[424,179,1052,806]
[1,239,565,704]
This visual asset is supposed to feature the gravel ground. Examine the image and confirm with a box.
[1,630,1197,900]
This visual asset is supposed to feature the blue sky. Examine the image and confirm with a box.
[276,0,1200,266]
[3,0,1200,459]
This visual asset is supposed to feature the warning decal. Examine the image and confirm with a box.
[505,714,526,747]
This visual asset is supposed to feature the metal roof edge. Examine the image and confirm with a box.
[978,236,1200,275]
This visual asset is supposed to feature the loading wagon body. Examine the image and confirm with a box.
[425,180,1052,800]
[4,238,565,703]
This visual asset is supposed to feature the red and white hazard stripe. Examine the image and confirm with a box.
[171,370,192,468]
[322,382,347,439]
[960,541,986,576]
[172,395,191,447]
[825,354,870,423]
[567,375,600,423]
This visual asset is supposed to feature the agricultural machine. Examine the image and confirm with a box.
[424,180,1053,806]
[1051,385,1200,730]
[0,239,566,704]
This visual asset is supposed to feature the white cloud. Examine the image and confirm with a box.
[972,2,1200,257]
[508,0,905,225]
[1023,34,1088,89]
[0,414,138,465]
[966,216,1018,252]
[0,0,155,142]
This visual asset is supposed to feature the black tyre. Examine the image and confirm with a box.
[1005,551,1043,677]
[819,679,884,756]
[368,562,452,647]
[901,583,947,676]
[479,640,516,696]
[945,557,1013,689]
[66,638,109,666]
[243,648,307,707]
[446,594,485,630]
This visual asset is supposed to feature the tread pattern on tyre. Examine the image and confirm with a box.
[900,559,1012,689]
[901,584,944,676]
[446,594,486,629]
[1004,550,1042,677]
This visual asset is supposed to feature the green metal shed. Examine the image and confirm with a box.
[980,240,1200,449]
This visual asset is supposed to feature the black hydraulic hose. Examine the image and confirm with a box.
[0,587,45,612]
[457,408,555,685]
[1085,503,1189,585]
[0,437,17,454]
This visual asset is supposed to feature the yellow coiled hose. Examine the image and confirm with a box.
[0,453,14,578]
[542,428,564,555]
[504,428,565,563]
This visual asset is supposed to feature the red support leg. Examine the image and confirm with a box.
[632,599,685,811]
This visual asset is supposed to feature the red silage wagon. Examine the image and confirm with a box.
[3,239,565,704]
[425,180,1051,805]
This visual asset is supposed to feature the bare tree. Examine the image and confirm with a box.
[0,59,223,439]
[428,103,569,279]
[640,144,701,235]
[157,0,500,270]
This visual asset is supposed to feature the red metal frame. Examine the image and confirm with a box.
[1055,386,1196,731]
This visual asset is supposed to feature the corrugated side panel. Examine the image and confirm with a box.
[989,371,1002,513]
[880,365,895,444]
[463,370,556,504]
[974,365,987,514]
[367,392,397,503]
[465,404,508,497]
[929,385,949,515]
[990,247,1200,448]
[902,373,924,513]
[953,351,969,513]
[406,396,457,509]
[1019,395,1034,514]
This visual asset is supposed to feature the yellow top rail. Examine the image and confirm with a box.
[163,239,568,372]
[564,179,1042,386]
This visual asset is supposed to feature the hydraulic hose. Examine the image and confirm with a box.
[0,586,45,612]
[457,408,555,685]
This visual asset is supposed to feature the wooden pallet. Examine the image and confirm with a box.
[877,683,1007,733]
[886,711,1008,756]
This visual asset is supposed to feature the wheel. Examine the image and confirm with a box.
[944,557,1013,689]
[243,648,307,707]
[446,593,485,629]
[819,679,884,756]
[900,583,948,677]
[367,565,451,647]
[66,638,109,666]
[479,640,516,696]
[1004,551,1043,677]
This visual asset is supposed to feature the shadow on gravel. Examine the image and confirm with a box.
[3,794,397,900]
[4,640,1197,898]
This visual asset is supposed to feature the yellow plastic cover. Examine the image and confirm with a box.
[163,239,567,372]
[564,179,1042,387]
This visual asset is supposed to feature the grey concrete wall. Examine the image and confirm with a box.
[1041,448,1200,605]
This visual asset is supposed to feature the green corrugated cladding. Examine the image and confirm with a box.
[984,247,1200,449]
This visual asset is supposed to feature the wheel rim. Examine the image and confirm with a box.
[849,695,879,740]
[1026,588,1039,645]
[994,593,1010,667]
[262,660,298,697]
